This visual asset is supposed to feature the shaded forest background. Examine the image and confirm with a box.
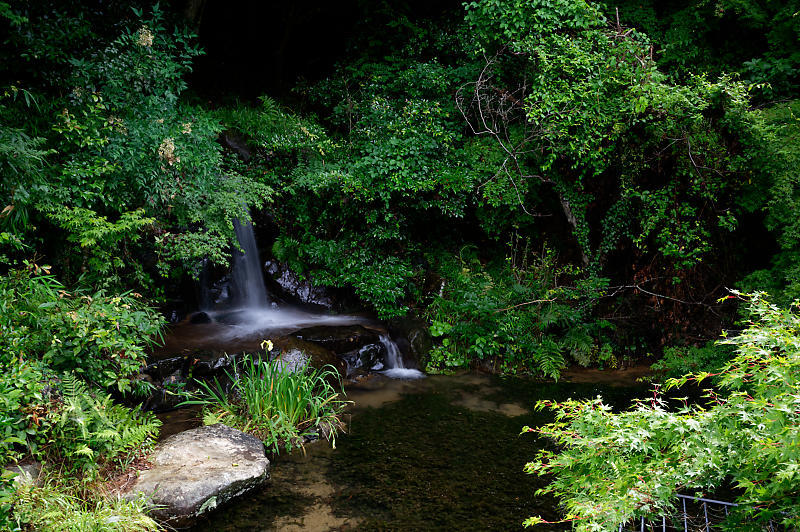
[1,0,800,529]
[2,0,799,377]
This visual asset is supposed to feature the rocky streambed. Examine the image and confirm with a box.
[139,309,431,412]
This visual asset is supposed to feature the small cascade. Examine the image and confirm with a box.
[182,216,425,381]
[379,334,425,379]
[230,218,270,309]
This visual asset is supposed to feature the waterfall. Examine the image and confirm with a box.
[230,218,270,309]
[188,214,425,380]
[380,334,404,369]
[379,334,425,379]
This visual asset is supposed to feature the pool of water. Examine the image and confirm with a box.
[187,372,646,531]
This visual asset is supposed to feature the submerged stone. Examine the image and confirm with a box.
[189,311,212,324]
[122,424,269,527]
[272,336,346,376]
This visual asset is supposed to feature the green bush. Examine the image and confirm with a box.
[425,245,610,378]
[185,354,348,453]
[650,341,733,379]
[11,477,158,532]
[524,292,800,529]
[47,374,161,479]
[0,359,49,465]
[0,269,164,392]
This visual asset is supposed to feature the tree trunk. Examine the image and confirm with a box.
[558,194,591,267]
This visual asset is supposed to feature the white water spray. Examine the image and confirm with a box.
[379,334,425,379]
[231,218,269,309]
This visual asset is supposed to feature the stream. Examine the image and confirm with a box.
[171,372,645,531]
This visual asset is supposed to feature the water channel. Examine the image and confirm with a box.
[161,372,646,531]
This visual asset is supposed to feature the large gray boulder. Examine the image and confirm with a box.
[123,424,269,526]
[5,461,42,487]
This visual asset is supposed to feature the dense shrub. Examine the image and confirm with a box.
[524,292,800,529]
[425,245,610,377]
[0,269,164,392]
[11,479,159,532]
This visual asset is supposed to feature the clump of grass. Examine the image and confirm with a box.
[184,354,348,453]
[10,476,159,532]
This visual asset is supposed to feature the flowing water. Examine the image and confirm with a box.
[170,214,415,375]
[168,218,647,530]
[379,334,425,379]
[230,218,271,309]
[186,372,646,531]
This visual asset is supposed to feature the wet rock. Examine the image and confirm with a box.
[264,260,335,309]
[220,130,253,162]
[272,337,346,376]
[292,325,380,354]
[189,311,212,324]
[144,356,188,381]
[134,373,155,388]
[166,308,186,324]
[388,317,433,370]
[144,370,188,412]
[340,343,385,376]
[123,424,269,527]
[162,371,184,388]
[191,352,242,377]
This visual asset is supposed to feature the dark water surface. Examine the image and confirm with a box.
[189,373,647,531]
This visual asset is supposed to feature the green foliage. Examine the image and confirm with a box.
[184,354,348,453]
[11,477,158,531]
[273,235,414,318]
[650,341,733,380]
[524,292,800,529]
[463,0,765,269]
[0,89,52,234]
[0,269,161,523]
[0,5,274,289]
[47,374,161,478]
[0,359,49,465]
[50,8,272,277]
[44,207,155,288]
[610,0,800,98]
[0,268,164,392]
[221,25,484,316]
[426,244,609,377]
[740,100,800,305]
